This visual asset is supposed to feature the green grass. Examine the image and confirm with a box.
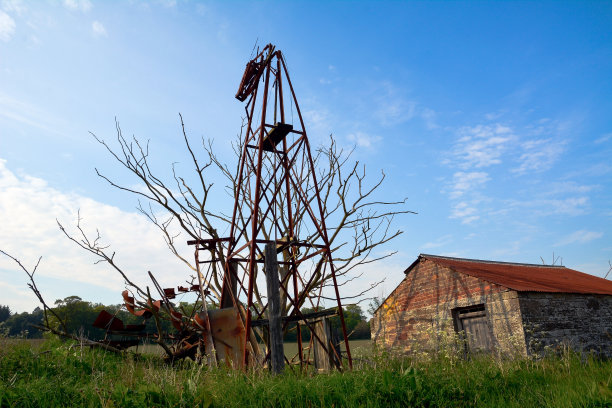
[280,339,371,361]
[1,338,611,407]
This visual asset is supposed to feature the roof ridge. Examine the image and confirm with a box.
[420,253,568,269]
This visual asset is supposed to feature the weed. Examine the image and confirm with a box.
[0,339,611,407]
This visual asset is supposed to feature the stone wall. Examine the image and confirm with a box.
[518,292,612,357]
[371,258,527,355]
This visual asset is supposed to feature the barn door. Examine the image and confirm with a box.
[455,305,493,353]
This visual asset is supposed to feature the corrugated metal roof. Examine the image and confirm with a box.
[404,254,612,295]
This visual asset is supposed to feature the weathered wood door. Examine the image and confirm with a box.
[456,306,493,353]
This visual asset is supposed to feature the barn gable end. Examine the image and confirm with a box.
[371,256,526,356]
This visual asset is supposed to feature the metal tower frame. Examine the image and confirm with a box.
[218,43,353,369]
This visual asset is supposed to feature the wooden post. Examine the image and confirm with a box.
[313,317,334,371]
[264,243,284,374]
[221,259,238,309]
[195,248,217,366]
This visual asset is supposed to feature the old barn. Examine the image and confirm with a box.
[371,254,612,356]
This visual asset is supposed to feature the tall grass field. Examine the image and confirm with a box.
[1,337,611,407]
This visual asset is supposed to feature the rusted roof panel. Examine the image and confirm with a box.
[406,254,612,295]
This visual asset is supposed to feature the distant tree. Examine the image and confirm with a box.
[330,304,370,339]
[2,307,44,338]
[0,305,11,323]
[367,295,385,317]
[50,296,116,339]
[351,320,371,339]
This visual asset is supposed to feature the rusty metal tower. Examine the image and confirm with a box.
[220,43,352,369]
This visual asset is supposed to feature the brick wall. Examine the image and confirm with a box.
[371,258,527,355]
[518,292,612,357]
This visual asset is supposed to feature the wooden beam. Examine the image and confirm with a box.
[250,308,338,327]
[264,243,284,374]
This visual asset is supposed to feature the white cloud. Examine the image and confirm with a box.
[373,81,417,126]
[0,280,35,313]
[555,230,603,247]
[92,20,106,37]
[0,159,190,312]
[550,197,589,215]
[347,131,381,149]
[594,133,612,144]
[543,181,597,196]
[513,138,565,174]
[0,92,66,136]
[452,124,514,169]
[157,0,177,8]
[442,124,512,224]
[420,108,438,130]
[449,201,479,224]
[505,195,590,217]
[1,0,26,15]
[421,234,453,250]
[303,109,329,131]
[63,0,92,12]
[448,171,489,199]
[0,10,15,42]
[302,107,333,145]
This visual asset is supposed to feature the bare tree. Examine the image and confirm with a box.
[51,115,413,365]
[72,115,413,311]
[0,249,123,353]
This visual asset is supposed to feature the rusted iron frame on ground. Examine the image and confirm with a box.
[93,270,216,360]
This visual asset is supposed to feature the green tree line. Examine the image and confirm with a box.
[0,300,371,341]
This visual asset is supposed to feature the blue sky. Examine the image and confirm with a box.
[0,1,611,314]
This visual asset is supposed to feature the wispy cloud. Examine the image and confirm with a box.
[373,81,417,126]
[1,0,26,15]
[513,138,566,174]
[0,159,190,312]
[594,133,612,144]
[451,124,514,169]
[448,171,489,199]
[0,10,15,42]
[555,230,603,247]
[449,201,480,224]
[63,0,92,12]
[442,123,514,224]
[347,131,381,149]
[441,114,586,226]
[0,92,67,136]
[541,181,597,196]
[420,108,438,130]
[508,196,590,216]
[421,234,453,250]
[92,20,106,37]
[545,196,589,216]
[157,0,177,8]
